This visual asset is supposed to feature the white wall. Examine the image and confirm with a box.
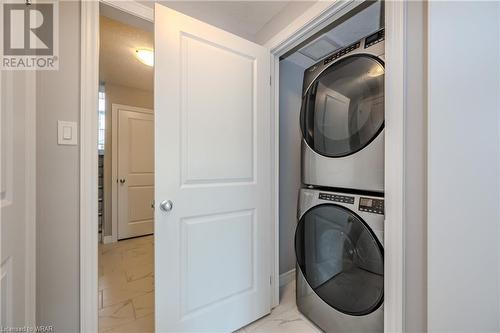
[404,1,427,331]
[278,59,303,275]
[427,2,500,331]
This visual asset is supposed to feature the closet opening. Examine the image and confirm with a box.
[277,2,385,332]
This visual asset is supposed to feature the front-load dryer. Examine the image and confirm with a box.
[301,29,385,192]
[295,187,384,333]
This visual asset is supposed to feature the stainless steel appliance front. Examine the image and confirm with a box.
[300,29,385,192]
[296,188,384,333]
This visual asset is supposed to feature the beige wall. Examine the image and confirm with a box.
[102,83,153,237]
[36,1,80,331]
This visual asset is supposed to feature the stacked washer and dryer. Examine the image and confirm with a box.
[295,29,386,333]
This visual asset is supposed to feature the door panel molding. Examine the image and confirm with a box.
[179,34,257,186]
[179,209,256,317]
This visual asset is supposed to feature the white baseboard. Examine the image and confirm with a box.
[102,235,115,244]
[279,268,296,287]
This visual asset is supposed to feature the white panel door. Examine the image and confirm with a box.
[116,105,154,239]
[155,4,271,332]
[0,71,35,326]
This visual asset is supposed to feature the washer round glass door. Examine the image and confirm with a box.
[300,55,385,157]
[295,204,384,316]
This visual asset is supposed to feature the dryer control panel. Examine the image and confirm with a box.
[319,192,355,204]
[359,197,384,215]
[364,29,385,48]
[323,41,360,65]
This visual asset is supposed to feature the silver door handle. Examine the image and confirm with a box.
[159,200,173,212]
[119,178,126,184]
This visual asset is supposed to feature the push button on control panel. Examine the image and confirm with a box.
[323,42,360,65]
[319,193,355,205]
[359,197,384,215]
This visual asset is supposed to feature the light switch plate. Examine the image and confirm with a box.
[58,121,77,145]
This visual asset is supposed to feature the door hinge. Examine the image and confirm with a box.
[269,76,272,86]
[270,275,272,285]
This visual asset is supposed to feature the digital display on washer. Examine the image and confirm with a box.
[364,29,385,48]
[360,198,373,207]
[365,33,379,46]
[359,197,384,215]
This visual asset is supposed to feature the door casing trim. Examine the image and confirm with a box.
[80,1,99,332]
[80,2,152,331]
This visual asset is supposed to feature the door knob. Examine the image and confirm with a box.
[159,200,173,212]
[119,178,126,184]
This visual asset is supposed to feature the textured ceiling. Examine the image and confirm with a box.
[99,0,315,90]
[99,15,154,91]
[158,1,295,41]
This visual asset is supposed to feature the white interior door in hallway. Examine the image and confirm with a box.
[114,104,154,240]
[0,71,35,327]
[154,4,272,332]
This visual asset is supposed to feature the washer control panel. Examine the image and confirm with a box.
[319,193,355,205]
[359,197,384,215]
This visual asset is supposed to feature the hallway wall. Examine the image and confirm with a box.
[36,1,80,331]
[427,1,500,331]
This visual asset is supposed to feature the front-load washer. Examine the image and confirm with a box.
[295,187,384,333]
[301,29,385,192]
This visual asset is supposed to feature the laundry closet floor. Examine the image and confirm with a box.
[98,235,319,333]
[239,281,321,333]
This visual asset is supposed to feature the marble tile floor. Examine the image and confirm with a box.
[239,280,321,333]
[98,235,320,333]
[98,235,155,333]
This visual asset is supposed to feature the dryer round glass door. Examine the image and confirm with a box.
[295,204,384,316]
[300,55,384,157]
